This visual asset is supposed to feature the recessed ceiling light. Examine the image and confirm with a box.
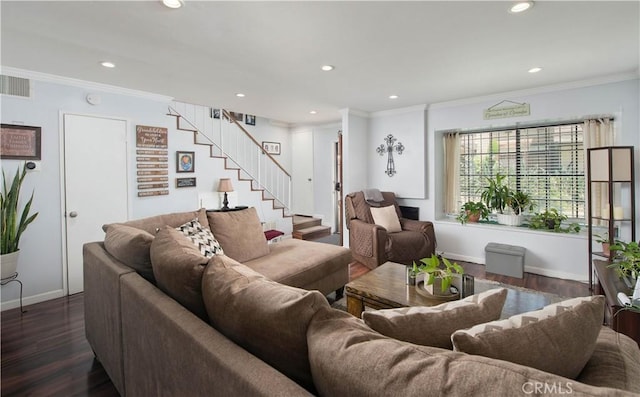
[321,65,334,71]
[528,67,542,73]
[235,93,245,98]
[162,0,184,9]
[510,1,533,13]
[389,95,399,99]
[310,110,317,114]
[100,61,116,68]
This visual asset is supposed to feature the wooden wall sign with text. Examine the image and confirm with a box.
[136,125,169,197]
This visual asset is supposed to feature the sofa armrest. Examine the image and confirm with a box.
[120,275,313,396]
[401,219,436,249]
[83,241,135,396]
[349,219,386,259]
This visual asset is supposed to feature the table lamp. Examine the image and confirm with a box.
[217,178,234,210]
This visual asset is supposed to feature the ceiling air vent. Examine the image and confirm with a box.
[0,75,31,98]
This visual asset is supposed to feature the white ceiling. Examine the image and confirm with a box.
[1,1,638,125]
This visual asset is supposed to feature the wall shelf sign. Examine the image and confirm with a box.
[483,100,530,120]
[136,125,169,197]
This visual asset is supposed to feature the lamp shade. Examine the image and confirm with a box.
[218,178,234,192]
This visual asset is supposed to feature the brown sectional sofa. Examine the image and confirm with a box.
[84,208,640,396]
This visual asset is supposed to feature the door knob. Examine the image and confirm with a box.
[69,211,78,218]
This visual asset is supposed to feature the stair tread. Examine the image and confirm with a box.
[295,225,330,233]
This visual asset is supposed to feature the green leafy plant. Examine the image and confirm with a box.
[456,201,489,224]
[1,165,38,254]
[414,254,464,293]
[609,241,640,280]
[480,173,511,214]
[527,208,580,233]
[507,190,534,215]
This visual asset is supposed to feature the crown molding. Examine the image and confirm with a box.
[429,72,639,110]
[0,66,174,102]
[370,104,428,118]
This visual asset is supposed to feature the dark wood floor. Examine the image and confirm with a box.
[2,261,589,396]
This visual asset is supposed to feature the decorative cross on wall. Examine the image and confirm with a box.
[376,134,404,177]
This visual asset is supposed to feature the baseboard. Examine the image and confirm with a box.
[443,253,485,265]
[1,289,65,312]
[524,265,588,283]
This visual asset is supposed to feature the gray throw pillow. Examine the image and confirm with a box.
[362,288,507,349]
[103,224,155,282]
[206,207,269,262]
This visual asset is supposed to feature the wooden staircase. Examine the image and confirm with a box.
[166,104,292,219]
[292,215,331,240]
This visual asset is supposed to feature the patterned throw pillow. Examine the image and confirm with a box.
[176,219,224,257]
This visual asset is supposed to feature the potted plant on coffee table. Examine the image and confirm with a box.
[456,201,489,224]
[414,254,464,297]
[1,164,38,279]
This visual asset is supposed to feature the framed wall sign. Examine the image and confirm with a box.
[176,151,195,173]
[1,124,41,160]
[262,141,281,155]
[176,177,197,188]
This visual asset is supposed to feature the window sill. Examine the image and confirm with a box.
[434,217,586,239]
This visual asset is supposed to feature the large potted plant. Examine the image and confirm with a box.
[480,173,510,216]
[456,201,489,224]
[1,164,38,279]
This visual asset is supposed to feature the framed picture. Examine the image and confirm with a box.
[245,114,256,126]
[1,124,42,160]
[230,112,243,123]
[176,177,197,188]
[211,108,220,119]
[176,151,195,173]
[262,141,281,155]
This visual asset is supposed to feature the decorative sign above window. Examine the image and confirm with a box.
[483,100,530,120]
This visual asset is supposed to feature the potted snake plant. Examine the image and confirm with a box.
[1,164,38,279]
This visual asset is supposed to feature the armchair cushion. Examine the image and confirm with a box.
[370,205,402,233]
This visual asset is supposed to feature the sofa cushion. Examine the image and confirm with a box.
[103,224,155,282]
[451,295,605,379]
[370,205,402,233]
[577,326,640,392]
[176,219,224,257]
[307,306,619,397]
[150,226,209,321]
[206,207,269,262]
[362,288,507,349]
[103,208,209,235]
[202,255,329,393]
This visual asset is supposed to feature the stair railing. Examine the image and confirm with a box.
[168,101,291,211]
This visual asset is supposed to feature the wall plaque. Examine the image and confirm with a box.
[1,124,41,160]
[136,125,168,148]
[176,177,197,188]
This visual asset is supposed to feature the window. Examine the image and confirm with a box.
[458,122,584,219]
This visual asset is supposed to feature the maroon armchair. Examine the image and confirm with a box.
[345,191,436,269]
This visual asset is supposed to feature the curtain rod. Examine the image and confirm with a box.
[441,116,614,136]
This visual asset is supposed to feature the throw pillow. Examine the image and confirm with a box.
[206,207,269,262]
[150,226,210,320]
[451,295,605,379]
[175,218,224,257]
[202,255,329,393]
[307,306,612,397]
[103,224,155,283]
[369,205,402,233]
[362,288,507,349]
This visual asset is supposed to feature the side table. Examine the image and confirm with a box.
[1,272,25,313]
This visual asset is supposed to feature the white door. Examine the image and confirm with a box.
[291,130,314,215]
[64,114,128,294]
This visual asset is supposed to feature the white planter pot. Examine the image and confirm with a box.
[633,277,640,302]
[1,250,20,279]
[496,213,524,226]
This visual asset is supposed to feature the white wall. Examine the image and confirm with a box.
[368,105,427,199]
[0,69,291,309]
[427,76,639,281]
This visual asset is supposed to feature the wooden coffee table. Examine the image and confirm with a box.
[346,261,445,317]
[345,261,563,318]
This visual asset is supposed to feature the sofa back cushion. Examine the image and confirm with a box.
[202,255,328,392]
[306,306,618,397]
[451,295,604,379]
[103,208,209,235]
[150,226,209,320]
[103,224,155,282]
[362,288,507,349]
[206,207,269,262]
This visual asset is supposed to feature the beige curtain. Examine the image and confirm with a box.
[443,132,461,214]
[584,118,614,220]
